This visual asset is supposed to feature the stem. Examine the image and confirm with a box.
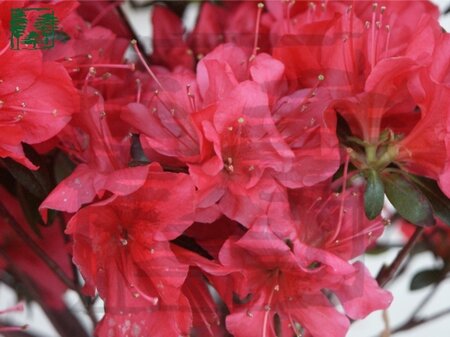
[390,307,450,334]
[409,283,440,318]
[376,226,425,287]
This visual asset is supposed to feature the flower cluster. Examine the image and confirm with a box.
[1,1,449,337]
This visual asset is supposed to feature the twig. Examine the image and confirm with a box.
[0,203,75,290]
[409,283,440,318]
[390,307,450,334]
[0,203,98,326]
[0,250,91,337]
[376,227,425,287]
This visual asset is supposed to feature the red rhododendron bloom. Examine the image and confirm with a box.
[0,47,78,169]
[218,217,391,337]
[66,164,195,336]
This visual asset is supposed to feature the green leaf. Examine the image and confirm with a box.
[409,175,450,227]
[383,172,435,226]
[364,169,385,219]
[410,269,443,290]
[2,158,47,199]
[366,244,391,255]
[53,151,75,184]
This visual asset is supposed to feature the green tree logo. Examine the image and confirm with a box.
[9,8,59,50]
[10,8,28,49]
[22,31,40,49]
[34,13,58,48]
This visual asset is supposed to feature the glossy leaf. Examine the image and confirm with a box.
[383,172,435,226]
[364,169,385,220]
[410,175,450,227]
[410,269,443,290]
[2,158,47,199]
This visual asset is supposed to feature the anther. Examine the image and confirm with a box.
[238,117,245,124]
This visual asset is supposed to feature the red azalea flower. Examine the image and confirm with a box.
[218,217,391,337]
[289,184,385,260]
[272,87,340,188]
[122,67,205,164]
[189,80,293,227]
[40,87,149,215]
[397,79,449,182]
[66,166,196,335]
[0,46,78,169]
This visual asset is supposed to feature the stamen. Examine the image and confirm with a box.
[327,150,350,244]
[370,3,378,69]
[385,25,391,57]
[307,2,316,23]
[136,78,142,103]
[77,63,135,70]
[7,105,58,114]
[83,66,96,88]
[250,3,265,61]
[262,277,279,337]
[131,40,164,89]
[285,0,295,34]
